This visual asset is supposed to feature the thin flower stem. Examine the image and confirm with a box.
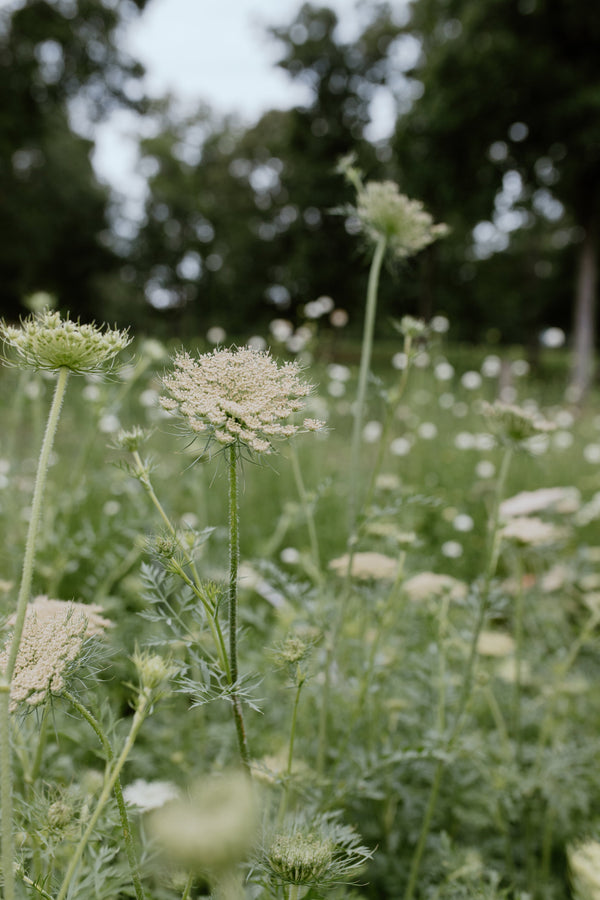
[0,365,69,900]
[349,234,387,533]
[56,692,151,900]
[180,871,195,900]
[5,365,69,679]
[278,675,305,825]
[63,692,146,900]
[288,442,322,578]
[228,444,250,771]
[403,443,513,900]
[132,451,230,677]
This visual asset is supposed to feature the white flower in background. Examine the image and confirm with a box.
[453,514,475,532]
[481,355,502,378]
[392,352,408,370]
[434,361,454,381]
[329,552,399,581]
[584,444,600,464]
[477,631,516,657]
[402,572,467,603]
[430,315,450,333]
[124,779,179,812]
[418,422,438,440]
[390,437,412,456]
[206,326,226,344]
[476,460,496,479]
[540,327,565,349]
[363,420,383,443]
[461,371,482,390]
[499,487,580,519]
[500,516,567,546]
[441,540,463,558]
[511,359,530,377]
[280,547,301,565]
[568,839,600,900]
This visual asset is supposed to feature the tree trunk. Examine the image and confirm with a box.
[569,220,598,403]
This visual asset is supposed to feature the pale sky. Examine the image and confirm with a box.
[92,0,400,199]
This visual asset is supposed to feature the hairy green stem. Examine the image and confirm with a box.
[228,444,250,771]
[349,235,387,532]
[56,692,151,900]
[180,871,195,900]
[0,365,69,900]
[133,451,230,676]
[64,692,146,900]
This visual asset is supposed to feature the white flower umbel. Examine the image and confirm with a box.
[568,839,600,899]
[161,347,323,455]
[0,597,111,711]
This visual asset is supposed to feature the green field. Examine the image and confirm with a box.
[2,325,600,900]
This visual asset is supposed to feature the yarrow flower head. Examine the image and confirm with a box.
[568,838,600,900]
[161,346,325,454]
[0,596,111,711]
[0,310,131,374]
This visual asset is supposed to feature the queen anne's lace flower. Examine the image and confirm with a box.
[0,310,130,374]
[0,596,111,710]
[355,181,448,258]
[161,347,324,454]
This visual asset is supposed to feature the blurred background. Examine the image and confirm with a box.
[1,0,599,376]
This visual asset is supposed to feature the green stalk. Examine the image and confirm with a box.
[64,692,146,900]
[403,443,513,900]
[228,444,250,771]
[180,872,195,900]
[278,674,305,825]
[56,692,151,900]
[133,451,230,677]
[349,235,387,532]
[0,365,69,900]
[288,442,322,579]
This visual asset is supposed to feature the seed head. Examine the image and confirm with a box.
[0,596,111,711]
[161,347,325,454]
[1,310,131,374]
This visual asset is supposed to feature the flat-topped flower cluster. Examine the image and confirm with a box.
[161,346,324,454]
[0,310,130,374]
[0,596,111,710]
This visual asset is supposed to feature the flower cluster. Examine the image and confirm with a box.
[355,181,448,258]
[328,551,399,581]
[0,310,130,374]
[161,347,324,454]
[0,596,111,710]
[568,838,600,899]
[482,401,555,445]
[263,816,372,889]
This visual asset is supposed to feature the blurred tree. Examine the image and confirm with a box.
[391,0,600,391]
[131,4,408,340]
[0,0,148,322]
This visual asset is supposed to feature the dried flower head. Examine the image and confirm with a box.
[482,401,555,445]
[568,839,600,900]
[499,486,580,519]
[161,347,324,454]
[0,310,131,374]
[0,596,111,711]
[355,181,448,258]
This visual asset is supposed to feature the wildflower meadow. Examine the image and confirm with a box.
[3,170,600,900]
